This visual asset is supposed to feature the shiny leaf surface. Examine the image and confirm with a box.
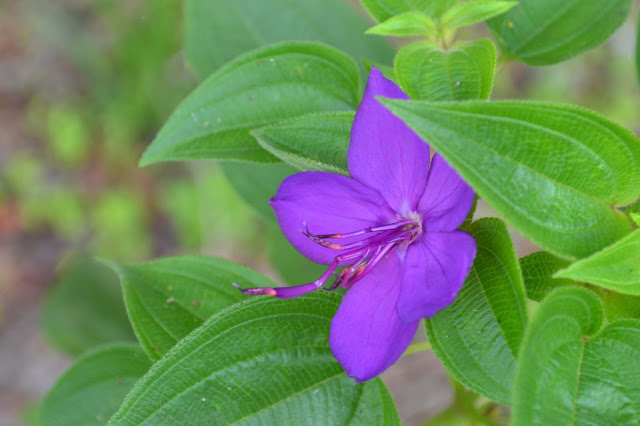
[108,293,400,425]
[381,99,639,259]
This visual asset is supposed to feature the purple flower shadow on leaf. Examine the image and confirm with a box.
[234,68,477,382]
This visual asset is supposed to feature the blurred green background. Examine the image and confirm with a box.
[0,0,638,424]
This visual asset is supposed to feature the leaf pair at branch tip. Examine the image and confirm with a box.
[365,1,517,42]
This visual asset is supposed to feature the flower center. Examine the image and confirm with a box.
[233,215,422,299]
[303,215,422,290]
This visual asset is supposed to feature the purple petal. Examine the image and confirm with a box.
[396,231,476,322]
[418,153,475,232]
[270,171,395,265]
[330,254,419,382]
[348,67,430,215]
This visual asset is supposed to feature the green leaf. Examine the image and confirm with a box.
[361,0,456,22]
[593,288,640,322]
[486,0,633,66]
[380,99,639,259]
[519,251,573,302]
[441,0,517,29]
[42,256,135,356]
[106,256,273,360]
[220,161,297,220]
[108,293,400,425]
[38,344,151,426]
[252,112,352,174]
[513,287,640,425]
[366,11,436,37]
[185,0,394,78]
[555,229,640,295]
[394,39,496,101]
[426,218,527,405]
[140,42,360,165]
[266,223,328,286]
[625,198,640,226]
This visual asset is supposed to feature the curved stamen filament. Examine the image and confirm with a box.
[234,218,421,299]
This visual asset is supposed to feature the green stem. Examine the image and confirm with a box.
[403,340,432,356]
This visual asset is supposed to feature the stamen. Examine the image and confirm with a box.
[341,242,397,289]
[235,217,422,298]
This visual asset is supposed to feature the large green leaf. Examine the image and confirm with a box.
[185,0,394,78]
[42,256,135,356]
[486,0,633,66]
[512,287,640,425]
[555,229,640,295]
[106,256,273,360]
[519,251,572,302]
[140,42,360,165]
[253,112,352,174]
[425,218,527,404]
[108,293,400,425]
[38,344,151,426]
[219,161,298,220]
[380,99,639,259]
[361,0,456,22]
[394,39,496,101]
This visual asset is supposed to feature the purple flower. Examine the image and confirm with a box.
[235,68,477,381]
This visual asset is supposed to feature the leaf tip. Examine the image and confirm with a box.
[138,149,156,167]
[94,257,124,279]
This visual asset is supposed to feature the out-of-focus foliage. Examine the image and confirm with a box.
[38,344,151,426]
[42,256,135,356]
